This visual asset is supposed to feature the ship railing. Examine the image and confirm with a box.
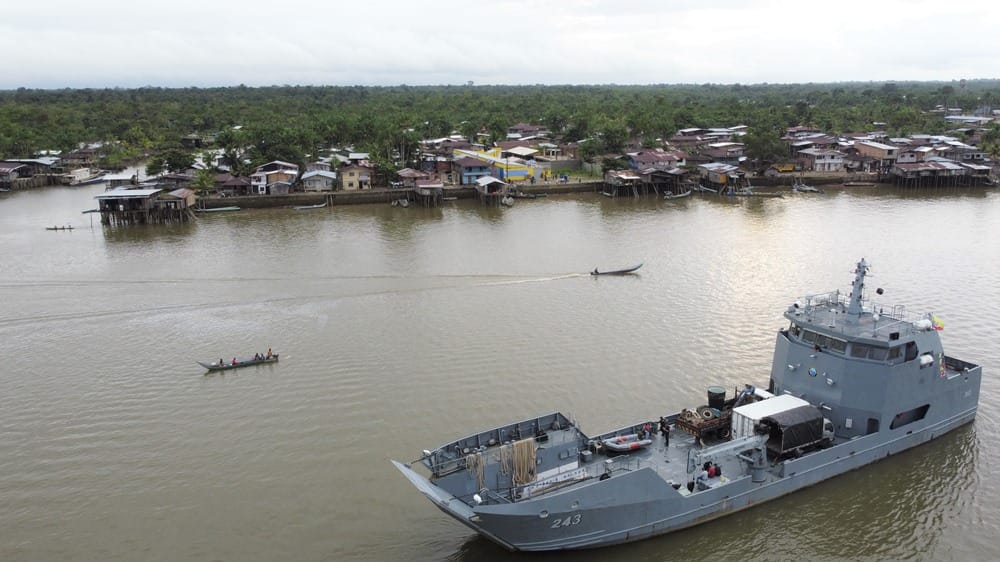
[455,488,513,506]
[420,413,578,475]
[797,293,931,335]
[459,456,669,504]
[943,355,981,379]
[602,455,659,476]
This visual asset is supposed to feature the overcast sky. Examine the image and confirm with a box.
[6,0,999,89]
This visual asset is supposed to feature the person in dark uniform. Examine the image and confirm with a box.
[659,417,670,446]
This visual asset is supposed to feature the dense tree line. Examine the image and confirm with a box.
[1,81,999,170]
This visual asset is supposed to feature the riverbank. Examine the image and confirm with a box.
[751,172,880,187]
[197,182,602,209]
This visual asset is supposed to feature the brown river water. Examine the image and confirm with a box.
[1,181,998,561]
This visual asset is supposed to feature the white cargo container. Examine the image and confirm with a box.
[731,394,811,440]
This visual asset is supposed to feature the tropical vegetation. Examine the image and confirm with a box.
[2,81,999,171]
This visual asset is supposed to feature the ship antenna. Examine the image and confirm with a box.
[847,258,869,316]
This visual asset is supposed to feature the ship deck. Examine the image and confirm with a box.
[557,423,742,496]
[421,412,750,506]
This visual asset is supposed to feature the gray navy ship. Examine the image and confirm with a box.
[393,258,982,551]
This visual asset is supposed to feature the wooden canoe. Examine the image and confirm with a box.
[591,263,643,276]
[199,354,279,371]
[294,201,328,210]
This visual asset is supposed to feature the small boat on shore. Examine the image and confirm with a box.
[591,263,643,276]
[792,183,824,194]
[512,191,547,199]
[726,187,783,198]
[196,206,241,213]
[294,201,328,210]
[843,181,876,187]
[65,168,106,186]
[198,354,279,372]
[663,189,692,200]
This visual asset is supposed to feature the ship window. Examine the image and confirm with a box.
[851,343,870,358]
[801,330,816,344]
[867,347,889,360]
[828,338,847,354]
[890,405,930,429]
[888,346,902,361]
[905,342,918,361]
[814,334,830,348]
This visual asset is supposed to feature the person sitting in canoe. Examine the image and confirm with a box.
[592,268,599,275]
[232,357,237,365]
[266,348,273,359]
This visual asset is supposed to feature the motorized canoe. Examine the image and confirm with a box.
[663,189,692,200]
[512,191,547,199]
[45,225,74,231]
[792,183,824,194]
[294,201,328,210]
[591,263,643,276]
[198,354,279,371]
[195,206,241,213]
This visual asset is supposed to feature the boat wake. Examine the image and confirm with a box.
[0,273,589,328]
[475,273,586,286]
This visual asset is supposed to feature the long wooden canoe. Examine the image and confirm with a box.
[591,263,643,276]
[198,354,279,371]
[196,206,241,213]
[294,201,328,210]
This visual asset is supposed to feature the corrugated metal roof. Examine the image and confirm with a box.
[167,188,194,198]
[475,176,504,187]
[506,146,538,156]
[94,188,161,199]
[302,170,337,180]
[8,157,59,166]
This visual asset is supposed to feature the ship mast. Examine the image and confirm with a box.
[846,258,869,317]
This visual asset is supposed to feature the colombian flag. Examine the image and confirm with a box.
[931,314,944,331]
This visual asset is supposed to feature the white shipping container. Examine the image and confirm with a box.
[731,394,811,440]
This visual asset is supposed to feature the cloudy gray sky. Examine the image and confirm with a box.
[6,0,998,89]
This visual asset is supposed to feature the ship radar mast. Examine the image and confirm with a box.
[846,258,869,317]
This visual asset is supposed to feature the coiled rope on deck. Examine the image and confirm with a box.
[512,437,537,486]
[465,451,485,491]
[499,443,512,476]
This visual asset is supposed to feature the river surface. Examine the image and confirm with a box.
[1,182,998,561]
